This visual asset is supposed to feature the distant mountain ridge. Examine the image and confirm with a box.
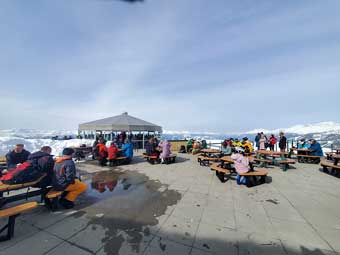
[245,121,340,135]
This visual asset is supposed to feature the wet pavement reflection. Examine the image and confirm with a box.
[74,166,182,255]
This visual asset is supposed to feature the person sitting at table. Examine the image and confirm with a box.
[268,134,277,151]
[231,147,250,185]
[309,139,323,156]
[279,132,287,152]
[159,140,171,163]
[297,138,310,149]
[241,137,253,153]
[259,133,267,150]
[221,139,232,156]
[186,139,193,153]
[121,138,134,164]
[232,138,242,147]
[96,141,108,166]
[107,142,119,166]
[27,146,55,185]
[146,138,159,157]
[201,140,208,150]
[192,140,201,154]
[53,148,87,209]
[6,144,31,171]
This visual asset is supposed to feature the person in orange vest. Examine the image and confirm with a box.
[52,148,87,209]
[107,142,118,166]
[96,141,108,166]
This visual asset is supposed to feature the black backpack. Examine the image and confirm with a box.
[1,161,42,185]
[179,145,186,153]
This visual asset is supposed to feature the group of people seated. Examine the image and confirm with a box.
[296,138,323,156]
[93,136,133,167]
[221,137,254,155]
[145,138,172,163]
[185,139,208,154]
[0,144,87,209]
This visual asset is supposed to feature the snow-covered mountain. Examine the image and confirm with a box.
[245,122,340,135]
[1,121,340,156]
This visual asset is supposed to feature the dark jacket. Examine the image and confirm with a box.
[279,136,287,149]
[28,151,54,174]
[52,157,76,190]
[145,142,156,156]
[6,149,31,170]
[309,143,323,156]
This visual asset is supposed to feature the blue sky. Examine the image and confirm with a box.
[1,0,340,133]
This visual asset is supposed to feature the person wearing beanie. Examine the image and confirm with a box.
[52,147,87,209]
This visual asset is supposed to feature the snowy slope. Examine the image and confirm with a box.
[0,129,93,156]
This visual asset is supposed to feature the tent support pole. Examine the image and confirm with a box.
[142,133,145,150]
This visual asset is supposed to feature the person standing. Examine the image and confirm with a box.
[269,134,277,151]
[259,133,267,150]
[255,133,260,150]
[279,132,287,152]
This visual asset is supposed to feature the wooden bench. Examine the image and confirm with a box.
[0,202,37,241]
[197,156,220,166]
[296,155,322,164]
[45,190,63,211]
[253,158,272,167]
[239,169,268,187]
[116,156,128,164]
[210,163,231,183]
[0,174,47,208]
[277,159,296,171]
[320,160,340,176]
[143,155,159,164]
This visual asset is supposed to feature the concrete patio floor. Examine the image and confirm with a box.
[1,153,339,255]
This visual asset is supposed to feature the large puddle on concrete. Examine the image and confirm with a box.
[75,164,182,254]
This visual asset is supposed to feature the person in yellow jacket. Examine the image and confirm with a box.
[241,137,253,153]
[232,138,242,147]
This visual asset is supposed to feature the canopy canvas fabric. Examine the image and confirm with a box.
[78,112,162,133]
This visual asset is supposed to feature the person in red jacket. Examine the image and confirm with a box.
[96,142,108,166]
[269,134,277,151]
[107,142,118,166]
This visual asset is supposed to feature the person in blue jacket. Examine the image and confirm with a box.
[297,138,310,149]
[309,139,323,156]
[121,138,133,164]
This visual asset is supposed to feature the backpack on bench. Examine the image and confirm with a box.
[0,161,42,185]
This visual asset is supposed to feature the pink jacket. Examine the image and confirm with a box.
[231,153,249,174]
[159,141,171,158]
[259,137,266,150]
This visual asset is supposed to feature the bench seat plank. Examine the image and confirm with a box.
[46,190,63,199]
[210,163,231,174]
[240,169,268,176]
[0,202,38,218]
[0,174,47,193]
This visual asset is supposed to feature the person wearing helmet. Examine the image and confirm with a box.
[241,137,253,153]
[233,138,242,147]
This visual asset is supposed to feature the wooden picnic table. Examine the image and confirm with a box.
[220,155,255,164]
[332,147,340,154]
[200,149,221,157]
[256,150,288,156]
[201,149,221,154]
